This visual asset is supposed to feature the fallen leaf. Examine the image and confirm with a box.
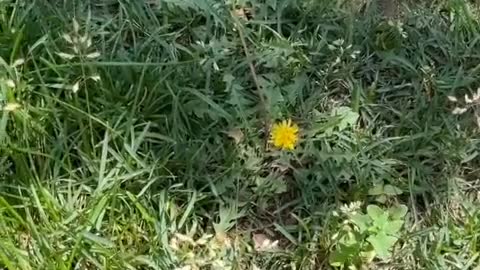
[253,233,279,251]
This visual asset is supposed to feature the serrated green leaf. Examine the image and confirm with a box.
[331,106,359,131]
[264,85,284,107]
[284,74,307,105]
[225,73,252,111]
[272,178,287,194]
[367,232,397,259]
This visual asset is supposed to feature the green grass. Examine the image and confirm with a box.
[1,0,480,269]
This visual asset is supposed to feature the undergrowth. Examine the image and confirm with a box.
[1,0,480,269]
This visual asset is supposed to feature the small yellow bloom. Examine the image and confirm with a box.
[270,119,299,150]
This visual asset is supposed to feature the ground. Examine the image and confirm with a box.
[1,0,480,269]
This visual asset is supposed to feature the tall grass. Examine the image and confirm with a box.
[0,0,480,269]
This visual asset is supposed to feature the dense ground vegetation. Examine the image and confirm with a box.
[1,0,480,269]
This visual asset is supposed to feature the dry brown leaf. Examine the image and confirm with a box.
[253,233,278,251]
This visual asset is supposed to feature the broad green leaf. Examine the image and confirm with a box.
[367,232,397,259]
[225,73,252,111]
[384,220,404,235]
[368,184,384,196]
[185,99,210,119]
[350,213,371,233]
[375,194,387,204]
[331,106,359,131]
[329,249,349,267]
[383,184,403,196]
[367,205,384,220]
[264,85,285,111]
[372,212,389,230]
[342,230,360,246]
[389,205,408,220]
[272,178,287,194]
[329,243,360,267]
[284,74,307,105]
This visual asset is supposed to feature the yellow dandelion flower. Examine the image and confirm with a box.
[270,119,299,150]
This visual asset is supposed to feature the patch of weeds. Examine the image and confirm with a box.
[329,203,408,269]
[2,0,480,269]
